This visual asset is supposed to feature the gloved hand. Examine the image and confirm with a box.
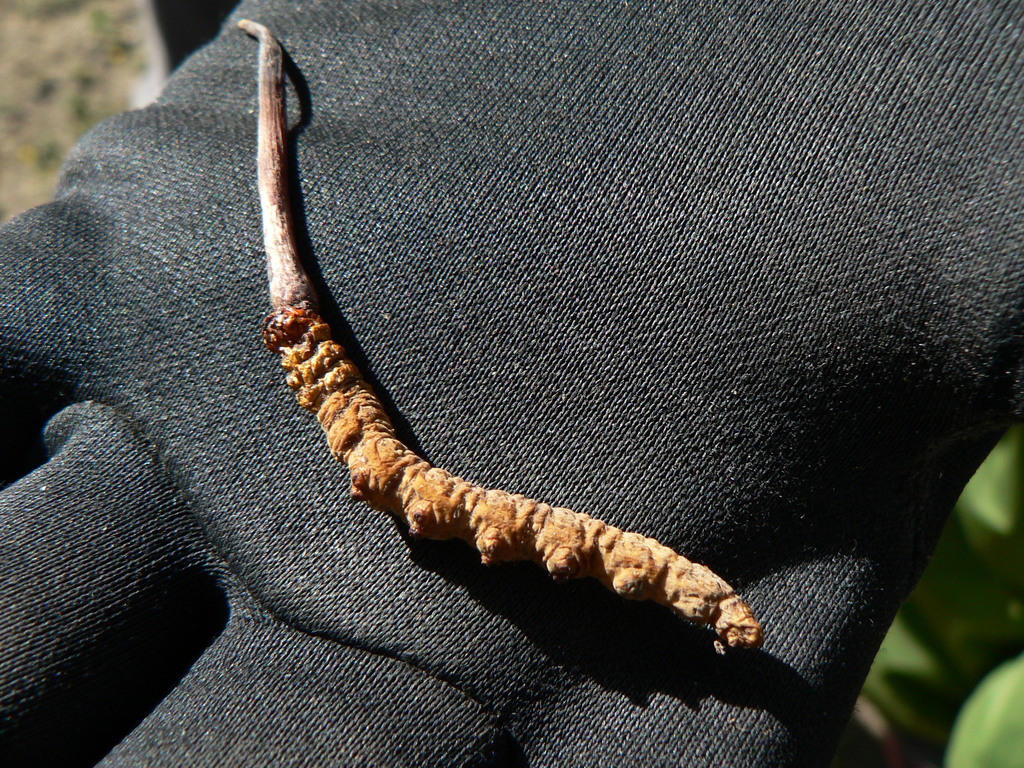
[1,1,1021,766]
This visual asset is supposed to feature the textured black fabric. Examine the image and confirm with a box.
[99,614,511,767]
[1,1,1022,765]
[0,403,227,766]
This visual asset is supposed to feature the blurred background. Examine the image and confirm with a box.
[1,2,1022,765]
[0,0,144,222]
[0,0,233,221]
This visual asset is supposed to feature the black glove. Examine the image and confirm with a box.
[2,1,1022,765]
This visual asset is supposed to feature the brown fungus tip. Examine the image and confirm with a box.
[237,18,266,38]
[240,19,320,313]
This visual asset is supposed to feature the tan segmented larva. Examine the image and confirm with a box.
[240,20,763,649]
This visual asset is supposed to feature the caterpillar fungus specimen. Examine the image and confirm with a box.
[240,20,763,649]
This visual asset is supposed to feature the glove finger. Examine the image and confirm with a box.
[99,612,519,768]
[0,401,226,768]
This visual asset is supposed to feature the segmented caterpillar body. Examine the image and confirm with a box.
[242,20,763,649]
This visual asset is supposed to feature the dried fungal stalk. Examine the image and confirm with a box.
[240,20,763,649]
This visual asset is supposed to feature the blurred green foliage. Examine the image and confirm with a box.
[864,425,1024,762]
[947,652,1024,768]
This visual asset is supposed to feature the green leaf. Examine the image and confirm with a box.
[959,427,1024,595]
[947,651,1024,768]
[863,426,1024,743]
